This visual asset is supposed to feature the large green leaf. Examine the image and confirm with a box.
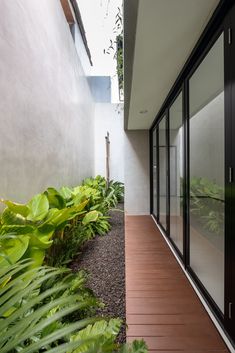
[44,187,66,210]
[82,211,99,225]
[59,186,73,201]
[39,201,88,231]
[0,235,29,267]
[0,200,29,217]
[23,247,46,268]
[28,230,54,249]
[0,225,35,235]
[1,208,26,225]
[27,194,49,222]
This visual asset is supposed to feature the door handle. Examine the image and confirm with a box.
[229,167,233,183]
[229,302,232,319]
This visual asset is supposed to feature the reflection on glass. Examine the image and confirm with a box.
[159,116,167,229]
[152,128,157,217]
[189,33,224,312]
[169,93,183,253]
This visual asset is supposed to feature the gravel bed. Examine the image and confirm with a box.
[71,203,126,343]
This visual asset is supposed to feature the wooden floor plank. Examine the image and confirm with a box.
[126,313,212,325]
[125,215,230,353]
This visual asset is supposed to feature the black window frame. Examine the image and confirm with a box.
[149,0,235,347]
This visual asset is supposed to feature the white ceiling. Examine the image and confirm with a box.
[126,0,220,130]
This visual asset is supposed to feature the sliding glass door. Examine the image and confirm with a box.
[189,33,225,312]
[169,93,184,254]
[152,128,157,218]
[150,5,235,342]
[158,116,167,231]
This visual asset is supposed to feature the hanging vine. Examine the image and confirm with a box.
[104,5,123,100]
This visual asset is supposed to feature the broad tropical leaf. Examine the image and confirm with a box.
[1,208,26,225]
[0,235,29,267]
[39,201,88,231]
[28,230,54,249]
[82,211,99,225]
[27,194,49,222]
[0,200,29,217]
[59,186,73,201]
[45,187,66,209]
[0,224,35,235]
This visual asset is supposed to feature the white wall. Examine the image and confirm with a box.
[124,131,149,215]
[74,23,92,76]
[190,92,224,187]
[0,0,94,203]
[94,105,150,215]
[94,103,124,183]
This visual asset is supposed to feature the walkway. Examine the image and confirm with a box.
[125,215,229,353]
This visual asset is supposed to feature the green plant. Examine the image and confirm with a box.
[44,177,124,266]
[83,176,106,191]
[104,6,123,99]
[0,176,125,268]
[82,176,124,213]
[0,177,147,353]
[0,260,99,352]
[0,260,148,353]
[0,193,91,267]
[108,180,124,203]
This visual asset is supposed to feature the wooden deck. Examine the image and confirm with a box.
[125,215,230,353]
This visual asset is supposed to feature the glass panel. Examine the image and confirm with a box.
[189,33,224,312]
[159,116,167,229]
[152,128,157,217]
[169,93,183,253]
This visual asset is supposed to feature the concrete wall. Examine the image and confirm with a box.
[94,106,149,215]
[0,0,94,203]
[74,22,92,76]
[94,103,124,183]
[124,131,149,215]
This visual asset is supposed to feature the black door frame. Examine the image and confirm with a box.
[224,2,235,342]
[149,0,235,346]
[157,113,168,234]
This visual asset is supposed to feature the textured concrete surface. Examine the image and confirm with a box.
[124,130,149,215]
[0,0,94,203]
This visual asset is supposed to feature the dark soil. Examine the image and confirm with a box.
[71,203,126,343]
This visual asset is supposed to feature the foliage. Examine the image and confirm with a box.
[117,340,148,353]
[108,180,124,203]
[0,260,147,353]
[0,176,123,268]
[0,176,124,269]
[70,318,121,352]
[0,192,91,268]
[104,6,123,99]
[83,175,124,212]
[0,260,99,352]
[0,177,148,353]
[116,34,123,94]
[70,320,148,353]
[190,177,224,235]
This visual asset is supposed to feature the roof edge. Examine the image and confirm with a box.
[124,0,139,130]
[70,0,93,66]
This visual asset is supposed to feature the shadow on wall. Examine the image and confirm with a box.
[124,130,150,215]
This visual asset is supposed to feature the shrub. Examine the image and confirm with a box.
[0,177,148,353]
[0,260,99,352]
